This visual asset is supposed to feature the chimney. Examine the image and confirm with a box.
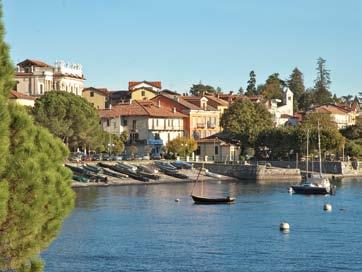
[158,100,161,108]
[129,98,133,104]
[173,107,176,113]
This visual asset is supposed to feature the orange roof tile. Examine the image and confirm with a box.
[98,100,186,118]
[128,81,162,90]
[17,59,50,67]
[83,87,109,96]
[9,90,37,100]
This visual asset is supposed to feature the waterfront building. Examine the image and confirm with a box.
[98,100,185,155]
[151,93,221,139]
[82,87,109,109]
[9,90,36,107]
[15,59,84,96]
[307,103,358,129]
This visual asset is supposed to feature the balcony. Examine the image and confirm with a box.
[196,123,206,129]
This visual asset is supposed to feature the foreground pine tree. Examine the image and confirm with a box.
[0,3,74,271]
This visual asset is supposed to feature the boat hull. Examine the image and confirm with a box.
[291,185,334,195]
[191,195,235,204]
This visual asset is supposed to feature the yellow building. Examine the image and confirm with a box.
[128,81,161,101]
[82,87,109,109]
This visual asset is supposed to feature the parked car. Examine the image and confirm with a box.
[102,153,112,161]
[91,153,102,161]
[142,155,150,160]
[150,154,161,160]
[112,154,123,161]
[122,154,133,161]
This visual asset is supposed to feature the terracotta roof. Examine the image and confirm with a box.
[205,94,229,106]
[128,81,162,90]
[311,104,351,115]
[83,87,109,96]
[155,93,201,110]
[9,90,37,100]
[17,59,50,67]
[98,100,186,118]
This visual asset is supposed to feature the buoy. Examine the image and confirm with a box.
[175,198,180,202]
[288,187,293,194]
[323,203,332,211]
[279,222,290,232]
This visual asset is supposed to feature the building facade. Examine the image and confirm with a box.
[128,81,161,101]
[82,87,109,109]
[98,100,185,155]
[9,90,36,107]
[151,93,221,139]
[15,59,84,96]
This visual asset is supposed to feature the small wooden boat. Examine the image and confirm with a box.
[191,195,235,204]
[191,166,235,204]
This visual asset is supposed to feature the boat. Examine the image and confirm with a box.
[155,161,177,171]
[83,163,102,173]
[204,169,222,179]
[291,125,335,195]
[191,167,235,204]
[171,161,193,170]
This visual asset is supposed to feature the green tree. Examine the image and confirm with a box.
[129,145,138,157]
[189,83,217,96]
[166,136,197,157]
[245,70,256,96]
[340,119,362,140]
[238,86,244,95]
[313,57,333,105]
[220,99,273,151]
[298,88,315,111]
[260,73,284,100]
[32,91,104,151]
[0,5,74,270]
[288,67,305,111]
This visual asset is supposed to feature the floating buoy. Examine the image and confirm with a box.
[279,222,290,232]
[323,203,332,211]
[175,198,180,202]
[288,187,293,194]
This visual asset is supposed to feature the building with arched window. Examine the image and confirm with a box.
[15,59,85,96]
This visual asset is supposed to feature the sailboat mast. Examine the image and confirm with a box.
[318,121,322,177]
[306,129,309,176]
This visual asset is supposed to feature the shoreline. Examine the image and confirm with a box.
[71,167,238,188]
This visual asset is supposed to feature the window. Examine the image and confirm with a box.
[90,91,94,97]
[288,96,291,101]
[106,119,110,127]
[39,84,44,94]
[214,146,219,155]
[132,120,136,130]
[122,119,128,126]
[155,133,160,140]
[141,91,145,96]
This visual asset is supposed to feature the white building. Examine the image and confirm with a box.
[266,87,294,126]
[98,100,185,155]
[15,59,84,96]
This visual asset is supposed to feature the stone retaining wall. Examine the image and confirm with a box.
[193,163,301,181]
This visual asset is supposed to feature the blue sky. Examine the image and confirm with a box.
[3,0,361,96]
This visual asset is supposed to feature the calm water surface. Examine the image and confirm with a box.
[43,178,362,271]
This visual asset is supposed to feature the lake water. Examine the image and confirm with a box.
[42,178,362,271]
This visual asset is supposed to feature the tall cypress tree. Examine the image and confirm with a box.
[0,3,74,271]
[288,67,305,111]
[245,70,257,96]
[314,57,333,105]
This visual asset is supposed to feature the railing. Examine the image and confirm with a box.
[196,123,206,128]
